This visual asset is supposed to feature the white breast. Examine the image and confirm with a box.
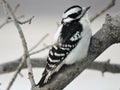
[52,25,63,43]
[65,15,92,65]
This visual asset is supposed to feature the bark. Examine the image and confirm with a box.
[0,58,120,74]
[33,13,120,90]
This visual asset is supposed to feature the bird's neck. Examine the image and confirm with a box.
[80,13,90,23]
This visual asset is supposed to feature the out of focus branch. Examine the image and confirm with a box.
[90,0,116,22]
[0,3,21,29]
[0,33,49,75]
[13,3,20,13]
[0,3,34,29]
[17,16,34,24]
[0,58,120,74]
[0,15,24,29]
[1,0,35,90]
[88,59,120,74]
[29,33,49,52]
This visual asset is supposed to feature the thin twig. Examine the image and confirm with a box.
[30,40,63,56]
[56,21,60,27]
[90,0,116,22]
[17,16,34,24]
[13,3,20,13]
[0,3,21,29]
[29,33,49,52]
[0,15,24,29]
[0,18,9,29]
[1,0,35,90]
[0,3,29,29]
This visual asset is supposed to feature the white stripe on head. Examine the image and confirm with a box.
[63,7,81,19]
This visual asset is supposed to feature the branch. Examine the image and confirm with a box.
[90,0,116,22]
[1,0,35,89]
[0,3,24,29]
[13,3,20,13]
[29,33,49,52]
[32,13,120,90]
[88,59,120,74]
[0,3,34,29]
[0,58,120,74]
[0,15,24,29]
[17,16,34,24]
[30,40,63,56]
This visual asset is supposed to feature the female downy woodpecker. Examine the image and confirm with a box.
[37,5,92,87]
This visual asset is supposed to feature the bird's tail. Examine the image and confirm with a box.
[37,69,52,87]
[37,74,47,87]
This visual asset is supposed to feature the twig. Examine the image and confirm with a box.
[13,3,20,13]
[90,0,116,22]
[0,3,21,29]
[1,58,120,74]
[1,0,35,89]
[19,72,24,77]
[56,21,60,27]
[29,33,49,52]
[0,18,9,29]
[30,40,63,56]
[0,15,24,29]
[0,3,32,29]
[17,16,34,24]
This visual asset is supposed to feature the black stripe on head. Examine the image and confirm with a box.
[68,13,80,18]
[64,5,82,14]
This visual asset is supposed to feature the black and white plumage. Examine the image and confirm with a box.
[37,5,92,87]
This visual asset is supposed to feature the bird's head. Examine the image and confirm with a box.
[61,5,91,24]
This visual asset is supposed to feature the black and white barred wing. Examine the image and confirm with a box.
[37,22,82,87]
[47,22,83,71]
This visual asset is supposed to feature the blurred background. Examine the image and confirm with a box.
[0,0,120,90]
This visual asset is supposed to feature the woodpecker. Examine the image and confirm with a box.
[37,5,92,87]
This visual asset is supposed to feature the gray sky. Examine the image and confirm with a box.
[1,0,120,16]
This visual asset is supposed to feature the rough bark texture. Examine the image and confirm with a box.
[32,14,120,90]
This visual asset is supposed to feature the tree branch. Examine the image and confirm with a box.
[17,16,34,24]
[88,59,120,74]
[1,0,35,89]
[0,3,24,29]
[32,13,120,90]
[90,0,116,22]
[0,58,120,75]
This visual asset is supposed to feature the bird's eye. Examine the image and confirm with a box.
[68,10,82,18]
[68,13,79,18]
[78,10,82,15]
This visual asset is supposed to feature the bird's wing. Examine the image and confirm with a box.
[37,22,83,87]
[47,22,83,70]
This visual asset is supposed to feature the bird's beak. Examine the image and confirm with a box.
[85,6,91,12]
[81,6,91,17]
[79,6,91,20]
